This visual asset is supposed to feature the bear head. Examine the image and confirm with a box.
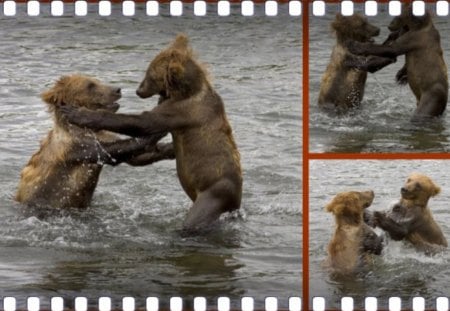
[388,4,431,32]
[42,74,121,117]
[400,173,440,207]
[326,190,375,226]
[136,34,207,101]
[331,13,380,43]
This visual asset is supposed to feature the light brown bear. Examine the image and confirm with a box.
[59,35,243,234]
[374,173,447,254]
[326,190,383,274]
[318,13,395,114]
[348,4,448,119]
[16,74,173,211]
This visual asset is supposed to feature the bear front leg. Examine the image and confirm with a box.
[395,65,408,85]
[100,133,168,165]
[58,106,106,131]
[362,229,383,255]
[347,41,398,58]
[363,210,376,228]
[373,211,409,240]
[127,142,175,166]
[345,55,396,74]
[59,105,158,137]
[67,133,166,166]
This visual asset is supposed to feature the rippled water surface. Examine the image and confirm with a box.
[310,161,450,309]
[0,4,302,308]
[310,4,450,153]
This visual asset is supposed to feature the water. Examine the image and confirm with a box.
[0,4,302,309]
[309,3,450,153]
[310,160,450,309]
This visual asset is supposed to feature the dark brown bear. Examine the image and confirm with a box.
[348,5,448,119]
[374,173,447,255]
[318,13,395,114]
[16,74,173,211]
[59,35,243,234]
[326,190,383,274]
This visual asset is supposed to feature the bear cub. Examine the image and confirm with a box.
[16,74,173,212]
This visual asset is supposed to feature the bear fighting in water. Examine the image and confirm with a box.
[326,190,383,274]
[373,173,447,255]
[59,35,243,234]
[16,74,173,212]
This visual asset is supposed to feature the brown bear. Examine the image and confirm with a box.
[318,13,395,114]
[348,4,448,119]
[373,173,447,255]
[59,35,243,234]
[16,74,174,211]
[326,190,383,274]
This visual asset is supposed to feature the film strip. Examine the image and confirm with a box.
[1,0,302,16]
[312,296,450,310]
[2,0,450,310]
[307,1,450,310]
[2,1,450,16]
[0,1,302,310]
[2,297,303,311]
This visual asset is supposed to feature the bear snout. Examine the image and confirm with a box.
[136,88,144,98]
[136,87,153,99]
[400,187,411,197]
[361,190,375,207]
[114,87,121,95]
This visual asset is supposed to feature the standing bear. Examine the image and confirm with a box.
[60,34,243,234]
[373,173,447,255]
[348,4,448,119]
[318,13,395,114]
[326,190,383,275]
[16,74,173,212]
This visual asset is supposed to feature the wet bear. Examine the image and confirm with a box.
[60,35,243,234]
[318,13,395,114]
[326,190,383,274]
[16,74,173,211]
[373,173,447,254]
[348,4,448,119]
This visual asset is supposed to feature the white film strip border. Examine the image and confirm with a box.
[2,296,302,311]
[5,296,450,310]
[312,0,449,16]
[1,0,303,17]
[2,0,450,17]
[312,296,450,311]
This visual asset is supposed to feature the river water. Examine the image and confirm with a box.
[309,3,450,153]
[310,160,450,310]
[0,4,302,309]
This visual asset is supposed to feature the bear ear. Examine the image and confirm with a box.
[326,201,342,214]
[325,193,347,214]
[331,14,345,32]
[41,76,68,106]
[430,183,441,197]
[326,193,361,216]
[171,33,190,51]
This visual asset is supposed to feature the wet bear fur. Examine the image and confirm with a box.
[326,190,383,274]
[374,173,447,254]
